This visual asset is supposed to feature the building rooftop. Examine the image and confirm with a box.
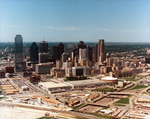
[38,82,70,89]
[66,79,112,87]
[101,77,118,80]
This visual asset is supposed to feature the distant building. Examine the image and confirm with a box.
[50,67,65,77]
[77,41,86,49]
[39,41,48,53]
[73,41,87,58]
[87,46,93,62]
[94,44,98,63]
[0,68,5,78]
[14,35,23,72]
[4,66,14,74]
[30,75,41,83]
[35,63,52,74]
[62,53,68,62]
[63,61,73,69]
[52,42,64,63]
[114,68,133,78]
[79,48,87,61]
[72,66,91,76]
[106,53,112,66]
[56,60,62,68]
[98,39,105,64]
[145,57,150,63]
[30,42,38,63]
[39,53,49,63]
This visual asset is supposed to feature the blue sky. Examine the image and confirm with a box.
[1,0,150,42]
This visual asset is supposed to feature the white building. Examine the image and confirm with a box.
[79,48,87,62]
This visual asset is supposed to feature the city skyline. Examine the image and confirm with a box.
[1,0,150,42]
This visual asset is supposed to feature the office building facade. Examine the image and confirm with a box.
[30,42,39,63]
[15,35,23,72]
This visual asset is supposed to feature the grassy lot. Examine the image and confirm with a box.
[115,97,129,104]
[124,76,146,81]
[72,103,85,110]
[130,85,148,90]
[64,79,69,82]
[89,113,114,119]
[0,97,4,100]
[114,104,126,107]
[102,107,109,109]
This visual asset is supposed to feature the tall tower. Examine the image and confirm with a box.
[86,46,93,62]
[79,48,87,61]
[30,42,39,63]
[15,35,23,72]
[94,44,98,63]
[98,39,105,64]
[52,42,64,63]
[39,41,48,53]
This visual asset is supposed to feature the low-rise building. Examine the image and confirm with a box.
[38,82,71,94]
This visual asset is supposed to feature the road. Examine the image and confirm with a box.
[0,101,99,119]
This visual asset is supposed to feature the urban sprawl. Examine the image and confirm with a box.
[1,35,150,119]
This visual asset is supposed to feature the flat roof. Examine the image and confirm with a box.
[67,79,112,87]
[101,77,118,80]
[39,82,70,89]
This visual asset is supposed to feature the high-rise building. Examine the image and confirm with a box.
[15,35,23,72]
[52,42,64,63]
[79,48,87,61]
[86,46,93,62]
[62,53,68,62]
[98,39,105,64]
[59,42,64,56]
[39,53,49,63]
[94,44,98,63]
[56,60,62,68]
[77,41,86,49]
[30,42,38,63]
[39,41,48,53]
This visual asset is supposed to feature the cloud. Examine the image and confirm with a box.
[45,26,80,31]
[96,28,150,33]
[8,25,20,28]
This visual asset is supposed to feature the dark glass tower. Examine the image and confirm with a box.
[87,46,93,62]
[15,35,23,72]
[52,42,64,63]
[30,42,39,63]
[39,41,48,53]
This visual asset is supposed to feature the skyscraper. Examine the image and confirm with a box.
[52,42,64,63]
[98,39,105,64]
[77,41,86,49]
[62,53,68,62]
[94,44,98,63]
[30,42,39,63]
[79,48,87,61]
[39,41,48,53]
[15,35,23,72]
[73,41,87,58]
[86,46,93,62]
